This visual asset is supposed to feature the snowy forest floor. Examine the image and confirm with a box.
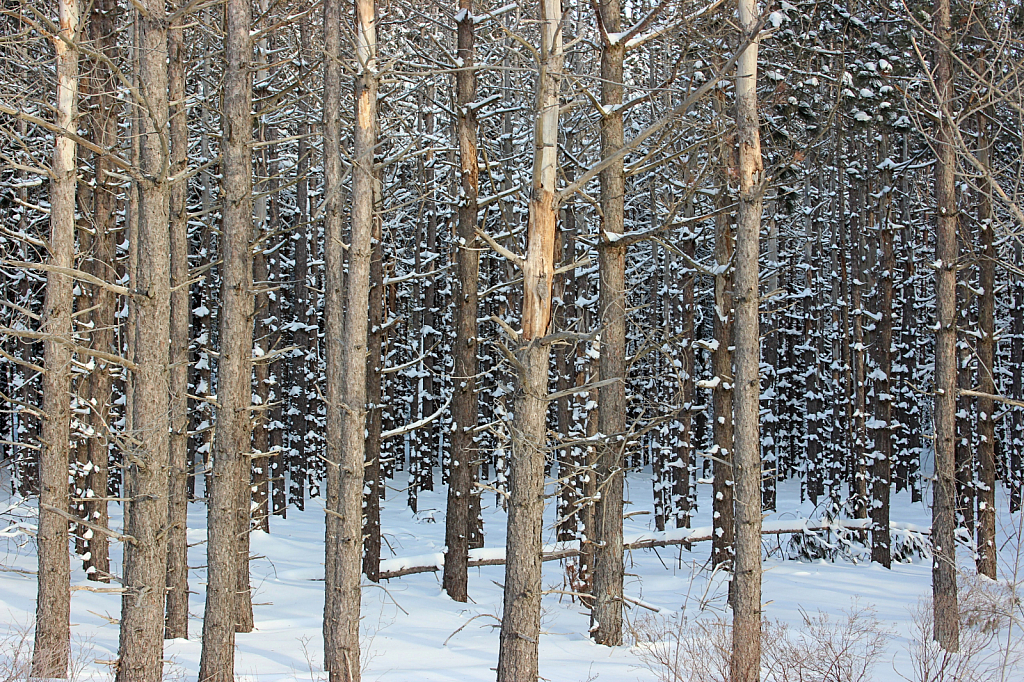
[1,475,1022,681]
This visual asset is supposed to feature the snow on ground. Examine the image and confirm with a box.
[1,473,1021,681]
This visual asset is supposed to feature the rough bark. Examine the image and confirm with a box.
[443,0,479,604]
[711,99,735,571]
[364,174,384,583]
[199,0,254,675]
[591,0,626,647]
[496,2,561,679]
[165,0,190,638]
[33,0,79,675]
[324,1,375,679]
[322,0,344,667]
[975,105,996,579]
[871,131,893,569]
[117,1,172,679]
[931,0,960,652]
[81,0,116,583]
[730,0,764,679]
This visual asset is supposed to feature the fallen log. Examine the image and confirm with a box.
[376,518,930,580]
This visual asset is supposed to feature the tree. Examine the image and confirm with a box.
[590,0,627,647]
[117,0,172,677]
[199,0,255,676]
[324,0,376,678]
[930,0,960,653]
[443,0,480,604]
[165,0,190,639]
[33,0,79,675]
[496,1,562,679]
[730,0,764,678]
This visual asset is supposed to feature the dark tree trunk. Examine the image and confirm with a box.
[975,105,997,579]
[443,0,480,603]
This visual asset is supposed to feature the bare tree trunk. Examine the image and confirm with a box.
[975,104,996,579]
[363,172,384,583]
[33,0,80,675]
[325,1,375,679]
[80,0,117,585]
[497,2,562,679]
[931,0,960,652]
[871,130,893,569]
[711,97,735,571]
[199,0,254,675]
[591,0,626,647]
[165,0,190,638]
[730,0,764,677]
[289,13,313,514]
[443,0,479,604]
[117,0,172,678]
[322,0,344,667]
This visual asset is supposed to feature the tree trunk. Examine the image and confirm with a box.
[117,1,172,679]
[363,173,385,583]
[443,0,479,604]
[712,96,735,571]
[199,0,254,675]
[496,2,561,679]
[80,0,117,585]
[871,131,893,569]
[165,0,190,638]
[931,0,960,652]
[975,105,996,579]
[324,1,375,679]
[34,0,79,675]
[322,0,344,667]
[591,0,626,647]
[730,0,764,678]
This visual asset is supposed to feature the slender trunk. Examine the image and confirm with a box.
[165,0,190,638]
[81,0,117,584]
[117,1,172,678]
[712,97,735,571]
[497,2,561,679]
[325,1,375,679]
[443,0,479,603]
[33,1,79,675]
[322,0,344,666]
[363,173,384,583]
[199,0,254,675]
[975,105,997,579]
[871,132,893,569]
[253,248,272,533]
[730,0,764,678]
[591,0,626,647]
[931,0,960,652]
[289,14,313,513]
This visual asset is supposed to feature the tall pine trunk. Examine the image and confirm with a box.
[324,1,376,679]
[496,2,562,679]
[199,0,254,676]
[118,1,172,678]
[165,0,190,638]
[931,0,960,652]
[443,0,480,603]
[731,0,764,678]
[975,104,997,579]
[591,0,626,647]
[34,0,79,675]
